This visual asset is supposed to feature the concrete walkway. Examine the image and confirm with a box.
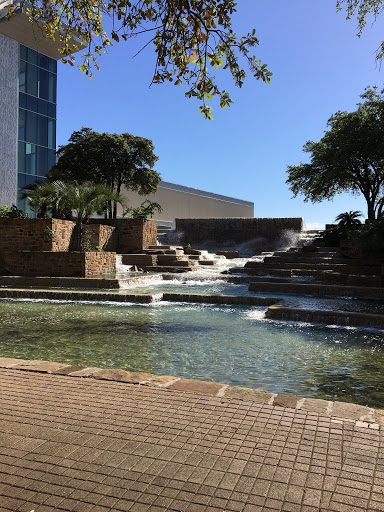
[1,369,383,512]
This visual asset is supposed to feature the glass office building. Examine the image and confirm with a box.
[0,6,81,211]
[17,44,57,213]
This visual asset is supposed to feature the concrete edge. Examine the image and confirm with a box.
[0,357,382,430]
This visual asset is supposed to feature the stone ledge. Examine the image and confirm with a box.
[0,356,382,428]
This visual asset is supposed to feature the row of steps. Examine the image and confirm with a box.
[234,232,384,299]
[119,245,216,273]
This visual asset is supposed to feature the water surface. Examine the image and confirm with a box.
[1,299,384,408]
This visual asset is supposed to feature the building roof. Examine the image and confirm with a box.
[0,1,84,59]
[159,181,254,207]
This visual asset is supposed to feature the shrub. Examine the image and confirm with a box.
[0,205,28,219]
[126,200,162,221]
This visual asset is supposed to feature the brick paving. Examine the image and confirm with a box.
[1,369,384,511]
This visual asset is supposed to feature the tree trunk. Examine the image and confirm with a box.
[113,177,122,219]
[367,200,376,221]
[74,222,83,251]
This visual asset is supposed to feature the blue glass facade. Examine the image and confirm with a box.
[17,44,57,212]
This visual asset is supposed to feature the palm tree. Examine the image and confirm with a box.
[24,181,126,250]
[335,211,363,230]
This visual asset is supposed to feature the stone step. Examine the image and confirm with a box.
[238,266,382,281]
[217,251,239,259]
[266,304,384,330]
[172,260,199,267]
[284,247,340,255]
[0,276,121,289]
[247,276,310,284]
[247,274,382,287]
[239,265,381,276]
[248,281,384,299]
[121,254,157,266]
[140,266,194,273]
[147,245,172,249]
[244,261,351,271]
[185,249,203,256]
[264,256,348,264]
[163,293,279,306]
[0,288,157,302]
[143,249,181,255]
[147,245,183,251]
[157,254,188,264]
[140,249,168,254]
[314,273,381,287]
[316,247,341,253]
[198,260,216,266]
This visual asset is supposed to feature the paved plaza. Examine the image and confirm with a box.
[1,368,383,512]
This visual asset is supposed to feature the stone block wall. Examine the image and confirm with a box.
[121,254,157,266]
[90,219,157,252]
[52,219,77,251]
[84,224,118,252]
[0,218,76,252]
[0,218,149,254]
[0,251,116,277]
[83,252,116,276]
[175,218,303,253]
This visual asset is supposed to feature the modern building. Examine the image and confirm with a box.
[0,4,254,222]
[122,181,254,227]
[0,2,81,213]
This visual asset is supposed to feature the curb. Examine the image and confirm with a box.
[1,357,382,430]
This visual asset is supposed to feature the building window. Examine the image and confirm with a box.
[17,45,57,213]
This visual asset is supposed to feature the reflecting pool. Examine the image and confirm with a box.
[1,299,384,408]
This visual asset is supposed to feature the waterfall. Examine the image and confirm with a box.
[115,254,132,273]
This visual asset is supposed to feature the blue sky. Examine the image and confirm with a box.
[57,0,383,228]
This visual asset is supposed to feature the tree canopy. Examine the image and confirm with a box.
[7,0,272,118]
[48,128,161,218]
[337,0,384,59]
[286,87,384,220]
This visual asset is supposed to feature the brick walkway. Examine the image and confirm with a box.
[1,369,383,512]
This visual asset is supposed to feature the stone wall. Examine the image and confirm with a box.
[121,254,157,266]
[90,219,157,252]
[0,219,122,253]
[0,251,116,277]
[175,217,304,253]
[0,219,76,252]
[52,219,77,251]
[84,224,118,252]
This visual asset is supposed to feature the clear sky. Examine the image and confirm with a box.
[57,0,383,229]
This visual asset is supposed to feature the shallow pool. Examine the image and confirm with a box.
[1,299,384,408]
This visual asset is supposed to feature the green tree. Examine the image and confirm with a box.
[24,180,126,249]
[48,128,161,218]
[21,180,66,218]
[7,1,271,118]
[335,210,363,229]
[286,87,384,221]
[337,0,384,59]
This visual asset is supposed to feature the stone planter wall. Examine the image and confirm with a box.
[0,251,116,277]
[0,218,76,252]
[84,224,118,252]
[0,218,152,254]
[89,219,157,252]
